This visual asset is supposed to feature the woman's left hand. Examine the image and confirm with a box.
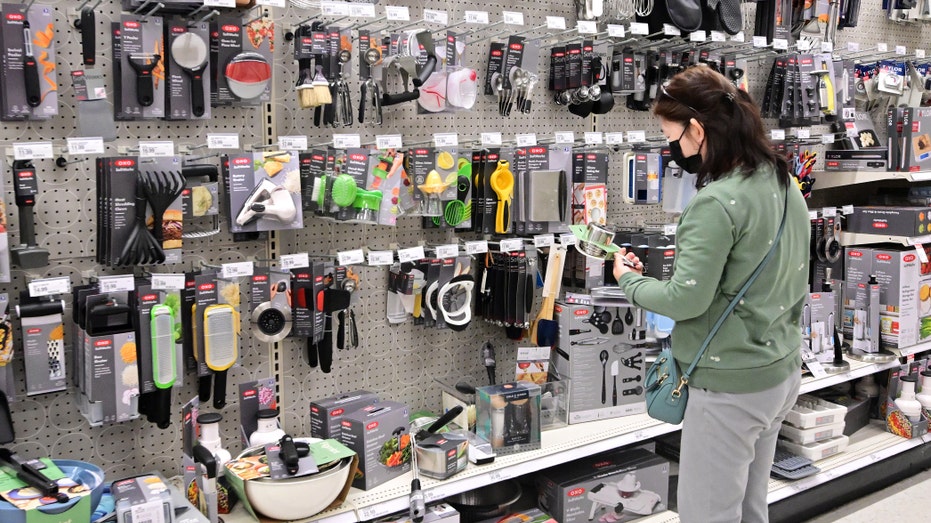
[614,249,644,281]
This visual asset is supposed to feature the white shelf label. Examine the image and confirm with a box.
[710,31,726,42]
[627,130,646,143]
[337,249,365,266]
[847,42,861,52]
[773,38,789,51]
[662,24,680,36]
[28,277,71,297]
[770,129,786,141]
[753,36,768,48]
[221,261,254,279]
[435,244,459,259]
[481,132,502,146]
[842,205,854,215]
[500,238,523,252]
[732,31,746,42]
[554,132,575,144]
[98,275,136,293]
[465,11,489,24]
[533,234,555,248]
[584,132,603,145]
[151,273,187,290]
[821,42,833,53]
[205,0,235,7]
[822,207,837,218]
[896,45,907,56]
[577,21,597,34]
[877,42,888,52]
[278,135,307,151]
[516,133,537,147]
[690,31,706,43]
[138,141,174,158]
[546,16,566,30]
[797,128,811,139]
[376,134,403,150]
[350,2,376,17]
[433,133,458,147]
[13,141,53,160]
[806,359,828,379]
[279,253,310,270]
[502,11,524,26]
[424,9,448,25]
[808,210,819,220]
[822,134,835,144]
[605,132,624,145]
[796,39,813,52]
[663,223,678,235]
[398,246,426,263]
[630,22,649,35]
[256,0,287,7]
[130,502,166,523]
[465,240,489,254]
[66,137,104,155]
[368,250,394,266]
[207,133,240,150]
[559,234,577,246]
[489,469,512,482]
[321,1,350,16]
[917,49,927,59]
[385,5,410,21]
[607,24,625,38]
[333,134,361,149]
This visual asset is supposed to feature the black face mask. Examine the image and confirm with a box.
[669,123,703,174]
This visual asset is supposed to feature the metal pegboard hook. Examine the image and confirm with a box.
[352,15,387,31]
[459,20,504,38]
[525,27,577,44]
[21,0,36,13]
[139,2,165,23]
[77,0,104,11]
[250,143,278,150]
[184,152,221,163]
[390,18,428,33]
[200,261,222,270]
[242,9,268,28]
[188,9,219,27]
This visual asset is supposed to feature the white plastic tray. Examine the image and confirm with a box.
[780,421,846,444]
[784,395,847,429]
[779,435,850,462]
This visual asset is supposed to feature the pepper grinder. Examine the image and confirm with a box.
[895,376,923,422]
[198,412,231,473]
[249,408,287,447]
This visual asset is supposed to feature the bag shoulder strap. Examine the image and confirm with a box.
[681,185,791,381]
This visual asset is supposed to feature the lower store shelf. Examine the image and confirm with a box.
[636,511,680,523]
[799,356,901,395]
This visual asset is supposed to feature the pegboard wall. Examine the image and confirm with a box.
[2,0,930,483]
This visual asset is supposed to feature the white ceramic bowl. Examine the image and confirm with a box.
[237,438,353,520]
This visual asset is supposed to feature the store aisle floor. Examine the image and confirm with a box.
[803,467,931,522]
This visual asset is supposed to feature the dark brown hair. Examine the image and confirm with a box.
[653,65,791,189]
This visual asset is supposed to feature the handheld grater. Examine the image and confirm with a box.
[150,305,175,429]
[192,303,211,402]
[204,304,238,409]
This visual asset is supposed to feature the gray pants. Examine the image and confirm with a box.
[677,371,801,523]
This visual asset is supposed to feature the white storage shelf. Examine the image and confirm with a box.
[813,170,931,191]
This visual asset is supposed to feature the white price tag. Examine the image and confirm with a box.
[131,502,166,523]
[847,42,861,52]
[398,246,426,263]
[842,205,854,215]
[806,360,828,379]
[465,11,489,24]
[663,223,678,235]
[554,131,575,144]
[481,132,502,146]
[821,42,834,53]
[796,39,813,52]
[333,134,361,149]
[257,0,287,7]
[732,31,746,42]
[376,135,403,149]
[516,133,537,147]
[13,141,53,160]
[368,250,394,266]
[577,21,597,34]
[28,277,71,297]
[710,31,726,42]
[662,24,680,36]
[584,132,603,145]
[559,234,577,246]
[533,234,555,248]
[465,240,489,254]
[753,36,768,48]
[896,45,907,56]
[433,133,459,147]
[385,5,410,21]
[808,210,819,220]
[797,128,811,139]
[547,17,567,30]
[502,11,524,26]
[207,133,240,150]
[770,129,786,140]
[822,207,836,218]
[205,0,235,7]
[435,244,459,259]
[221,261,254,279]
[280,253,310,270]
[424,9,448,25]
[337,249,365,266]
[151,273,187,290]
[918,49,927,59]
[822,134,835,144]
[690,31,706,43]
[321,1,350,16]
[917,244,930,264]
[630,22,649,35]
[626,130,646,143]
[500,238,523,252]
[607,24,625,38]
[278,135,308,151]
[98,275,136,293]
[66,137,104,155]
[877,42,888,52]
[350,2,376,17]
[489,469,511,482]
[843,107,856,120]
[773,38,789,51]
[138,141,175,158]
[605,132,624,145]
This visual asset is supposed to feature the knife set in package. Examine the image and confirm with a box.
[0,3,58,121]
[306,148,402,225]
[96,156,185,266]
[224,151,303,234]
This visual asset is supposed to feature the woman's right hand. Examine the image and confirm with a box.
[614,248,644,281]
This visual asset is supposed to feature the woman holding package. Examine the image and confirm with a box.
[614,66,810,523]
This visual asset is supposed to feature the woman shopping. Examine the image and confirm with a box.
[614,66,810,523]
